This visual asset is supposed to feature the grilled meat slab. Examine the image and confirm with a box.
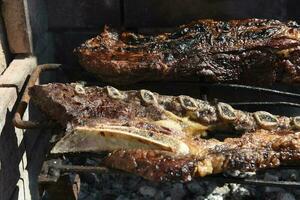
[29,83,299,134]
[29,83,300,181]
[105,130,300,182]
[75,19,300,85]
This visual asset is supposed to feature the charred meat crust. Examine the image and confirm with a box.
[29,83,298,133]
[104,149,199,182]
[104,131,300,182]
[75,19,300,85]
[29,83,300,181]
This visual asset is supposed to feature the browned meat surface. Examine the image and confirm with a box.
[29,83,299,134]
[29,83,300,181]
[75,19,300,85]
[105,130,300,182]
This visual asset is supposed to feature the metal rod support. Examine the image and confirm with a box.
[229,101,300,108]
[13,64,61,129]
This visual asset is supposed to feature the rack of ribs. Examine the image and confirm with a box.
[29,83,300,181]
[75,19,300,85]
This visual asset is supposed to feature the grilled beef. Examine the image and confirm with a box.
[75,19,300,85]
[29,83,300,181]
[29,83,299,134]
[105,130,300,182]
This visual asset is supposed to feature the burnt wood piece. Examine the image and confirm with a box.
[75,19,300,86]
[29,83,300,181]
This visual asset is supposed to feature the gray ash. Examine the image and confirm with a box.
[74,159,300,200]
